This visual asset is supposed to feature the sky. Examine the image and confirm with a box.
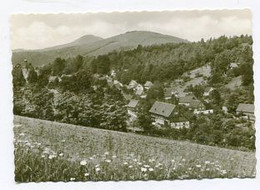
[10,10,252,50]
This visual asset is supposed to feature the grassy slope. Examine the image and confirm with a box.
[14,116,256,181]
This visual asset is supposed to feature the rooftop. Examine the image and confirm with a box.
[149,101,175,118]
[128,99,139,108]
[236,103,254,113]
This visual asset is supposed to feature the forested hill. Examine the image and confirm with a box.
[12,34,255,150]
[12,31,188,67]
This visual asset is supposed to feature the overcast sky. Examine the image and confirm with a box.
[10,10,251,50]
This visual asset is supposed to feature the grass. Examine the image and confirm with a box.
[14,116,256,182]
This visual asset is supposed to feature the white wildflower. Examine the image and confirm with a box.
[95,164,100,168]
[149,158,155,163]
[123,162,128,165]
[182,158,186,162]
[222,170,227,175]
[89,157,94,160]
[205,161,210,164]
[70,177,75,181]
[112,155,117,158]
[141,167,147,172]
[171,159,175,163]
[80,160,87,166]
[84,173,90,177]
[128,165,133,169]
[196,165,201,168]
[59,153,64,157]
[104,152,109,155]
[149,168,154,172]
[105,159,111,163]
[95,168,101,172]
[144,164,150,168]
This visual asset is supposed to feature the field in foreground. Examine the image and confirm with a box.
[14,116,256,182]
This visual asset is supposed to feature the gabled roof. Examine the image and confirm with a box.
[230,63,239,68]
[236,103,254,113]
[179,95,197,103]
[190,100,203,108]
[144,81,153,87]
[149,101,175,118]
[128,99,139,108]
[129,80,138,86]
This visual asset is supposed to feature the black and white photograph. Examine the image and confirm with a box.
[10,10,256,182]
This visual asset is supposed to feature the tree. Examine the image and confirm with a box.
[52,57,65,76]
[137,111,153,133]
[146,81,164,100]
[27,63,38,83]
[12,64,26,87]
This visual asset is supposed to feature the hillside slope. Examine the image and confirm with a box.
[12,31,188,67]
[14,115,256,180]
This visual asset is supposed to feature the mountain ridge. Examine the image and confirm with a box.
[12,31,188,67]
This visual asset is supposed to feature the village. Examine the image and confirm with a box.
[98,63,255,132]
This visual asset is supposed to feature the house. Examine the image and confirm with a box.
[114,80,123,90]
[236,103,255,121]
[222,106,228,114]
[164,88,174,100]
[135,84,144,96]
[203,87,214,97]
[127,99,139,110]
[127,99,139,122]
[49,76,61,83]
[149,101,176,125]
[179,95,205,110]
[110,70,116,77]
[194,109,213,115]
[128,80,138,89]
[144,81,153,90]
[171,121,190,129]
[230,63,239,69]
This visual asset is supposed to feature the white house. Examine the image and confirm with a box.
[203,87,214,97]
[135,84,144,96]
[236,103,255,121]
[144,81,153,90]
[128,80,138,89]
[170,121,190,129]
[194,109,214,115]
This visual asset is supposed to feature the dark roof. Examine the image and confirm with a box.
[190,100,204,108]
[128,99,139,108]
[149,101,175,118]
[236,103,254,113]
[179,95,197,103]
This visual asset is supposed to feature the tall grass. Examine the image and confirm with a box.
[14,116,256,182]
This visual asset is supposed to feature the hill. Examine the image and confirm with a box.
[14,116,256,181]
[12,31,188,67]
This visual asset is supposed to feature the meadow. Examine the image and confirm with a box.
[14,116,256,182]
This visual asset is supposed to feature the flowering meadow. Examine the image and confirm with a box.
[14,116,256,182]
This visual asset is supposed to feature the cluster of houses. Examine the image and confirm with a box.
[93,69,255,131]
